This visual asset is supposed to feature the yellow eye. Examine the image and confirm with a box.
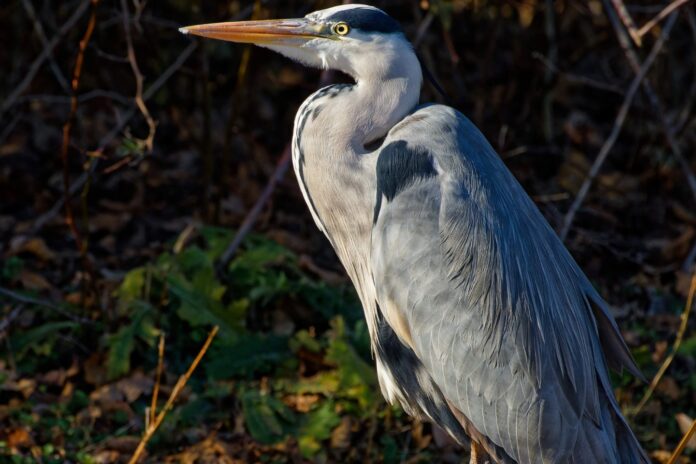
[333,22,350,36]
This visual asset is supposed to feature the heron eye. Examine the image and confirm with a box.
[333,22,350,36]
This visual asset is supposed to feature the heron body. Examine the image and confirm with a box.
[181,5,649,463]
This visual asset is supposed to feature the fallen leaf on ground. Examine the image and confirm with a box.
[675,413,696,450]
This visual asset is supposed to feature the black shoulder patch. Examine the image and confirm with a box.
[374,140,436,223]
[326,7,402,34]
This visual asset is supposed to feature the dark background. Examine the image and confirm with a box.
[1,0,695,462]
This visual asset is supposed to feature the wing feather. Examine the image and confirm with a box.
[370,105,646,463]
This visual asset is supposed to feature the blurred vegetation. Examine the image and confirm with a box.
[0,0,695,462]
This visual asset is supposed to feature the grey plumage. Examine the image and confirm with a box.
[181,5,648,462]
[371,105,647,463]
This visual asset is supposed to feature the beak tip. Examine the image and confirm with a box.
[179,27,190,35]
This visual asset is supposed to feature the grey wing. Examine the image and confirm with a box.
[370,105,648,463]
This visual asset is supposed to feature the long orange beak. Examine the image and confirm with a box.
[179,18,328,45]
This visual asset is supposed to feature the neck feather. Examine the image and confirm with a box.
[289,44,421,339]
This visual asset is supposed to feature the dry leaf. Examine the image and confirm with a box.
[516,0,537,28]
[92,450,121,464]
[102,435,140,453]
[115,370,153,403]
[84,353,108,386]
[39,368,69,386]
[651,449,672,464]
[165,435,236,464]
[9,237,56,262]
[19,269,53,291]
[89,212,132,234]
[656,376,682,401]
[675,271,695,299]
[6,427,32,448]
[675,413,696,450]
[16,378,36,398]
[557,150,590,195]
[330,416,352,449]
[652,340,668,364]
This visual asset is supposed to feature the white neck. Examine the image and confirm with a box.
[322,39,422,150]
[289,37,422,340]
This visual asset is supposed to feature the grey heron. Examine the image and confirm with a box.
[181,5,648,463]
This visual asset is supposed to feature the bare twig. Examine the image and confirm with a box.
[0,0,91,119]
[149,334,165,427]
[669,415,696,464]
[637,0,692,38]
[559,13,677,240]
[605,1,696,208]
[413,11,435,47]
[97,41,198,152]
[610,0,642,45]
[532,52,624,95]
[120,0,157,152]
[0,286,92,324]
[60,0,100,258]
[217,144,292,270]
[0,306,23,338]
[19,42,198,249]
[129,326,219,464]
[632,273,696,416]
[20,0,70,93]
[684,239,696,271]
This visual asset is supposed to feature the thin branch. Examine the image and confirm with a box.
[120,0,157,152]
[669,415,696,464]
[58,0,100,277]
[606,1,696,210]
[638,0,692,38]
[632,273,696,416]
[559,13,677,240]
[18,42,198,249]
[20,0,70,93]
[217,144,292,270]
[610,0,642,45]
[96,41,198,152]
[532,52,624,95]
[413,11,435,47]
[0,306,23,338]
[0,0,91,119]
[684,238,696,272]
[149,333,165,427]
[129,326,219,464]
[19,90,132,106]
[0,286,92,324]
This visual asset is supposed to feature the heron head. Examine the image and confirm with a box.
[180,5,417,80]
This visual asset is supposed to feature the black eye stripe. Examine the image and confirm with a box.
[325,8,402,34]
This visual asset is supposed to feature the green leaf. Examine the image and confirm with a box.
[325,317,378,409]
[289,371,340,395]
[105,304,154,379]
[9,321,78,358]
[199,226,235,260]
[241,390,295,444]
[1,256,23,282]
[206,334,290,379]
[117,267,147,302]
[168,272,246,338]
[297,402,341,457]
[677,335,696,357]
[289,329,323,353]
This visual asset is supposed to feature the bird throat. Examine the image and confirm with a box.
[290,71,421,334]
